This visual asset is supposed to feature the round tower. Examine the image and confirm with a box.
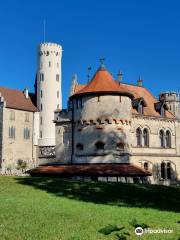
[37,42,62,146]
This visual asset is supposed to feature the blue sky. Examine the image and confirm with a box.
[0,0,180,107]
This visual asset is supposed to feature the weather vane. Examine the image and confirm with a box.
[87,66,92,82]
[99,57,105,69]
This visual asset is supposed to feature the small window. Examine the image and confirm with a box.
[41,104,43,111]
[144,162,149,171]
[25,112,29,122]
[159,130,165,148]
[161,162,165,179]
[166,130,171,148]
[41,90,43,98]
[143,128,149,147]
[57,62,59,68]
[136,128,142,146]
[76,143,83,151]
[57,91,59,98]
[56,74,59,82]
[167,162,171,179]
[40,116,42,125]
[40,73,44,81]
[24,128,30,139]
[119,96,121,102]
[161,106,165,117]
[97,96,100,102]
[40,130,42,138]
[138,102,143,114]
[95,141,105,150]
[10,111,15,120]
[9,126,15,139]
[49,61,51,67]
[57,104,60,109]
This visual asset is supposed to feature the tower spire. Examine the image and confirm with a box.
[43,19,46,42]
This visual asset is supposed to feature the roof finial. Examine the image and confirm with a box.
[117,70,123,83]
[99,57,105,70]
[87,66,92,82]
[137,75,143,87]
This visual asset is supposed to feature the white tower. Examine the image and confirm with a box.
[37,42,62,147]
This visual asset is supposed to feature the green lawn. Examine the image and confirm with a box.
[0,176,179,240]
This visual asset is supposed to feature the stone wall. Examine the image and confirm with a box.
[1,108,37,171]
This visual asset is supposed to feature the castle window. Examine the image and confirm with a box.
[167,162,171,179]
[138,102,143,114]
[40,73,44,81]
[143,128,149,147]
[49,61,51,67]
[40,131,42,138]
[10,111,15,120]
[161,162,171,180]
[57,91,59,98]
[144,162,149,171]
[9,126,15,139]
[41,90,43,98]
[159,130,165,148]
[136,128,142,147]
[41,104,43,111]
[97,96,100,102]
[95,141,105,150]
[56,74,59,82]
[40,116,42,125]
[76,143,83,151]
[166,130,171,148]
[25,112,29,122]
[119,96,121,102]
[76,98,82,109]
[160,106,165,117]
[24,128,30,139]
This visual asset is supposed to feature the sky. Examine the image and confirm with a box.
[0,0,180,108]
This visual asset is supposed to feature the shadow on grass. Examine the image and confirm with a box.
[15,177,180,212]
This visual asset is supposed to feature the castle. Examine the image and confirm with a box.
[1,42,180,185]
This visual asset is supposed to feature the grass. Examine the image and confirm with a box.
[0,176,179,240]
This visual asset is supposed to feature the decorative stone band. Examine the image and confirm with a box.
[76,118,131,126]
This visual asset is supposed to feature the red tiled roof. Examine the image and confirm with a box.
[0,87,38,112]
[28,164,151,177]
[72,76,174,118]
[72,68,133,98]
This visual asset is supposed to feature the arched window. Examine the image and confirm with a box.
[76,143,83,151]
[143,128,149,147]
[95,141,105,150]
[144,162,149,171]
[161,161,171,180]
[159,130,165,148]
[161,162,165,179]
[136,128,142,146]
[167,162,171,179]
[166,130,171,148]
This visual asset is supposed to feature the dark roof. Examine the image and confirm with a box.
[28,164,152,177]
[0,87,38,112]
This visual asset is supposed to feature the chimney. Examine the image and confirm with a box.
[23,88,29,99]
[137,76,143,87]
[117,70,123,83]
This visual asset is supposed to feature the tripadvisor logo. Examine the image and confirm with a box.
[135,227,144,236]
[135,227,173,236]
